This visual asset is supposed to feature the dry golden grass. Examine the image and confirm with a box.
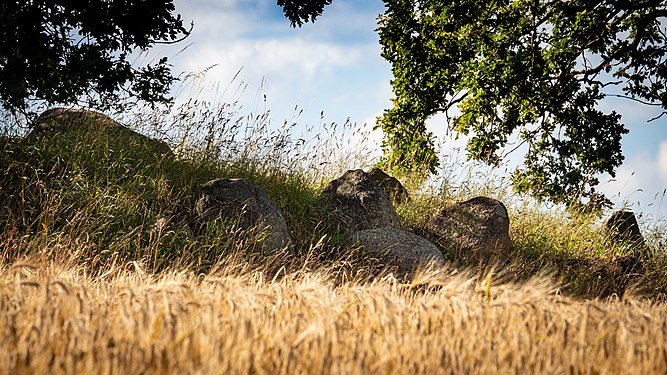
[2,246,666,375]
[3,100,667,374]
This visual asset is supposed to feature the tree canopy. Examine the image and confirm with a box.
[278,0,333,27]
[5,0,663,210]
[0,0,189,115]
[282,0,667,210]
[377,0,667,210]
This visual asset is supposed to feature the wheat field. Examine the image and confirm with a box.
[1,248,666,375]
[3,100,667,374]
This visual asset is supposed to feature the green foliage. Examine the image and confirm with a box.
[1,100,667,297]
[0,0,189,114]
[0,100,345,271]
[1,122,186,247]
[376,0,667,211]
[278,0,333,27]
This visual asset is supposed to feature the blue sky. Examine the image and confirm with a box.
[153,0,667,223]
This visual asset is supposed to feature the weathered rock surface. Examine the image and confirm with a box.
[607,255,645,277]
[317,169,401,232]
[604,210,649,257]
[423,196,511,261]
[352,227,444,277]
[31,107,172,157]
[195,178,292,254]
[367,167,410,204]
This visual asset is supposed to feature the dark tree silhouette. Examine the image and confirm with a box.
[0,0,190,114]
[278,0,333,27]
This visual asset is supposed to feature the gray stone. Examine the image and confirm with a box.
[604,210,649,257]
[34,108,117,132]
[317,169,401,233]
[423,196,511,261]
[367,167,410,204]
[195,178,292,254]
[31,108,173,157]
[352,227,444,277]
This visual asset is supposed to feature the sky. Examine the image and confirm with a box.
[150,0,667,225]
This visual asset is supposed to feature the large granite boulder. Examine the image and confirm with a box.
[31,108,172,157]
[423,196,511,261]
[351,227,444,278]
[603,210,649,257]
[317,169,401,233]
[195,178,292,254]
[367,167,410,204]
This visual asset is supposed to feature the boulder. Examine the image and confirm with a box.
[367,167,410,204]
[195,178,292,254]
[317,169,401,233]
[603,211,649,257]
[584,255,646,298]
[34,107,117,132]
[423,196,511,261]
[608,255,645,277]
[351,227,444,278]
[31,108,172,157]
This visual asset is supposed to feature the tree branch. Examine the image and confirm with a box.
[607,93,662,106]
[648,111,667,122]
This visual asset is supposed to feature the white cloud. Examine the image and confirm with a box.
[600,151,657,199]
[168,37,372,130]
[183,38,361,83]
[358,112,386,152]
[596,148,667,220]
[153,0,389,129]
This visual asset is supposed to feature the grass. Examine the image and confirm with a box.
[1,96,667,373]
[2,252,667,374]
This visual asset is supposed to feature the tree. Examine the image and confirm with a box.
[281,0,667,211]
[0,0,189,115]
[376,0,667,210]
[278,0,333,27]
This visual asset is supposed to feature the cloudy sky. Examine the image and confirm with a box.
[152,0,667,223]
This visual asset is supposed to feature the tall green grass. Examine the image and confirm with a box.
[2,88,667,373]
[0,88,666,296]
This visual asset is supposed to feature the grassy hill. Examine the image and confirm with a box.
[1,105,667,373]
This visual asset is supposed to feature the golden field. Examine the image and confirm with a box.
[1,247,665,374]
[3,102,667,374]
